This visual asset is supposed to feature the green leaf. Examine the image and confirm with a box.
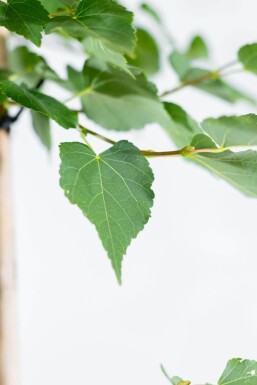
[126,28,160,76]
[140,3,161,23]
[161,365,173,383]
[191,133,217,149]
[164,102,201,148]
[161,366,191,385]
[39,0,65,12]
[46,0,136,56]
[9,46,58,87]
[59,140,154,282]
[61,0,80,5]
[0,74,8,103]
[0,0,49,46]
[68,59,169,131]
[0,70,11,80]
[31,111,51,150]
[190,134,257,197]
[82,36,131,74]
[39,0,79,12]
[186,35,209,59]
[202,114,257,147]
[169,50,191,79]
[0,80,77,129]
[218,358,257,385]
[66,65,84,92]
[0,90,6,104]
[238,43,257,74]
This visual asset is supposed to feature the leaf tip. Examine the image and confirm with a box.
[115,271,122,286]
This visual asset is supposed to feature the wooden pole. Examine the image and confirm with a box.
[0,28,19,385]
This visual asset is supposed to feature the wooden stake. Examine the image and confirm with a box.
[0,29,19,385]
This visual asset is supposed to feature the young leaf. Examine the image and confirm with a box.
[164,102,201,148]
[218,358,257,385]
[46,0,136,57]
[31,111,51,150]
[186,35,209,60]
[140,3,162,24]
[0,80,77,129]
[68,59,169,131]
[191,133,217,150]
[190,134,257,197]
[9,46,58,87]
[126,28,160,76]
[59,140,155,282]
[202,114,257,147]
[0,0,49,46]
[238,43,257,74]
[161,365,173,384]
[161,366,191,385]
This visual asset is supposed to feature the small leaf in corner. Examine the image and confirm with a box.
[218,358,257,385]
[161,365,191,385]
[186,35,209,60]
[140,3,162,23]
[238,43,257,74]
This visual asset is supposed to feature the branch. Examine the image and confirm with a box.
[160,60,241,97]
[78,124,242,158]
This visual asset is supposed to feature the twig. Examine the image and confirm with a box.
[160,60,241,97]
[78,124,239,158]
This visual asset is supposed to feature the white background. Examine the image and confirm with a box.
[9,1,257,384]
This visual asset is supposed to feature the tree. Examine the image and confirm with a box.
[0,0,257,384]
